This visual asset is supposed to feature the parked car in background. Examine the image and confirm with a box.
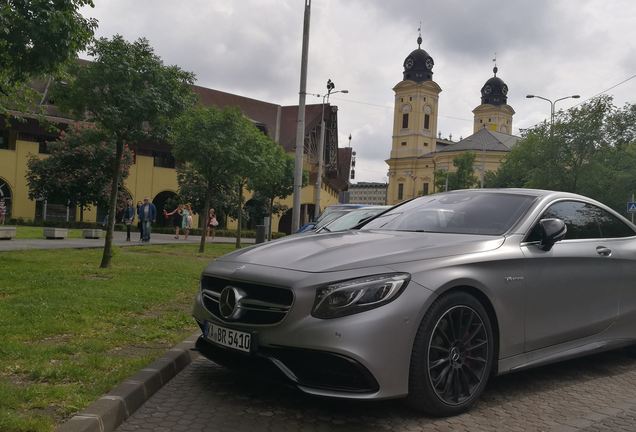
[316,205,391,233]
[193,189,636,416]
[296,204,370,233]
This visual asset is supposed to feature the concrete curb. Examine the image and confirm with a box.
[56,332,201,432]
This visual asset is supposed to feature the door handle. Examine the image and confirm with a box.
[596,246,612,257]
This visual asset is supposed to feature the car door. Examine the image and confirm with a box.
[520,200,625,352]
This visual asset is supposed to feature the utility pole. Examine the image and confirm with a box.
[292,0,311,233]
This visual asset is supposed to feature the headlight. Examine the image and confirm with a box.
[312,273,410,319]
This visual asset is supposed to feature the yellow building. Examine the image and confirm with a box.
[386,36,519,205]
[0,84,351,234]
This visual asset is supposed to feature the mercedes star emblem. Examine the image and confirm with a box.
[219,286,244,320]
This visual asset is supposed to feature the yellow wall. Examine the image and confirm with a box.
[0,140,39,219]
[389,79,442,160]
[387,73,515,204]
[2,141,337,231]
[472,104,515,134]
[386,150,510,205]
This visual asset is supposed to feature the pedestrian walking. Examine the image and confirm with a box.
[137,197,156,242]
[207,208,218,241]
[136,201,144,241]
[182,203,193,240]
[122,199,135,241]
[165,204,183,239]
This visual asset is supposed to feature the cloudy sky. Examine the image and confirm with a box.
[81,0,636,183]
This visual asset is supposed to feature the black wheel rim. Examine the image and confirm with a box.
[427,305,488,406]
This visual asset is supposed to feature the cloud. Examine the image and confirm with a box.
[81,0,636,182]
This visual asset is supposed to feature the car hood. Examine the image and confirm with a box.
[217,230,505,272]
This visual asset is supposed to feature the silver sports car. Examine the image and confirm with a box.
[192,189,636,416]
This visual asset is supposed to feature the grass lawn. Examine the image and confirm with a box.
[0,243,236,432]
[14,226,84,240]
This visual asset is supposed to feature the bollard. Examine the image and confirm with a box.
[255,225,266,244]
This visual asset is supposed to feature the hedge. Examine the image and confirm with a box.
[7,218,286,239]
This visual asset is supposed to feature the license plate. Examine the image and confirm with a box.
[206,322,252,353]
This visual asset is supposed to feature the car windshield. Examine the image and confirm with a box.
[322,207,389,232]
[360,192,537,235]
[314,210,350,230]
[315,205,365,224]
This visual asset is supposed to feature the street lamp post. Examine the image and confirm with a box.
[479,138,485,188]
[526,94,580,131]
[313,79,348,219]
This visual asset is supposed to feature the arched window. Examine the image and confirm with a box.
[0,178,12,220]
[424,105,432,130]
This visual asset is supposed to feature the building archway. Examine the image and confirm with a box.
[153,190,179,227]
[277,203,315,234]
[0,178,13,221]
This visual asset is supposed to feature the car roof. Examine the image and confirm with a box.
[438,188,592,201]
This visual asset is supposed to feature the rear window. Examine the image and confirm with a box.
[361,192,536,235]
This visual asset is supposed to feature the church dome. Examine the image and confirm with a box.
[403,36,434,83]
[480,66,508,106]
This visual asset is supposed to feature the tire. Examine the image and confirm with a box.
[406,291,494,417]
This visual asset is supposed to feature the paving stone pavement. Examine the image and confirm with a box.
[116,348,636,432]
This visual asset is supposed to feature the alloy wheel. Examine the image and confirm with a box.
[427,305,489,405]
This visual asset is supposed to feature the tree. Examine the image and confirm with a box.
[54,35,196,267]
[25,126,133,221]
[0,0,97,115]
[248,153,306,240]
[170,106,280,252]
[434,152,479,192]
[486,96,636,213]
[176,164,238,226]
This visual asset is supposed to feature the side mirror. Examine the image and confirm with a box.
[538,218,567,251]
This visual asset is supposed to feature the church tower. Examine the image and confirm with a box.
[389,35,442,160]
[472,66,515,134]
[386,34,441,204]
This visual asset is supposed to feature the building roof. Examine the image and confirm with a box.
[435,127,520,153]
[349,182,387,189]
[402,36,434,83]
[480,66,509,106]
[16,66,351,193]
[278,104,325,153]
[192,85,281,139]
[332,147,352,191]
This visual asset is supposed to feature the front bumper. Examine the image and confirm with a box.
[195,335,379,393]
[192,263,437,400]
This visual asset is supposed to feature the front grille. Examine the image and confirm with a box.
[201,276,294,325]
[195,337,379,394]
[262,346,380,393]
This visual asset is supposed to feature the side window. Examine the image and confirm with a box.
[597,208,636,238]
[544,202,601,240]
[526,201,635,242]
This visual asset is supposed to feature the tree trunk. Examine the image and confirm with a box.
[80,205,84,223]
[235,180,243,249]
[198,191,211,254]
[268,196,274,241]
[100,137,123,268]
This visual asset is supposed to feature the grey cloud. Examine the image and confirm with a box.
[81,0,636,182]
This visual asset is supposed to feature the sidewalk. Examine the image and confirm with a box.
[0,229,255,252]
